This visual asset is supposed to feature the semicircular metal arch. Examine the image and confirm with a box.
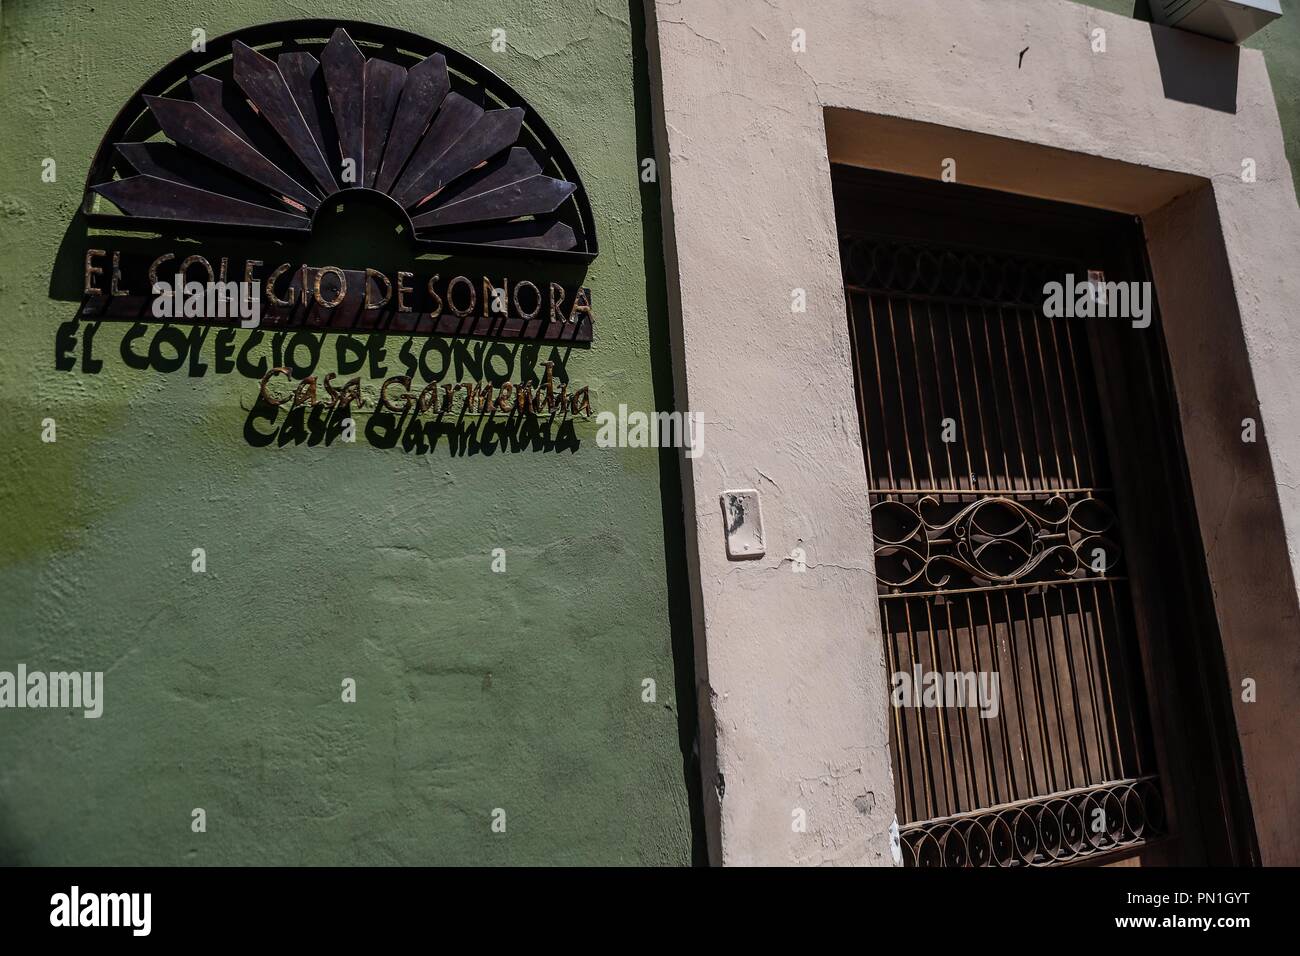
[82,19,598,261]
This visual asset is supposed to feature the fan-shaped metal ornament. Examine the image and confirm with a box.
[82,20,597,261]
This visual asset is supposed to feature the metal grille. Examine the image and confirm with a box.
[843,238,1167,866]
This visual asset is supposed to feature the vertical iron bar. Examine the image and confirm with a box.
[903,598,938,820]
[866,295,897,490]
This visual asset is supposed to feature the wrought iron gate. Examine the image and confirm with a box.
[843,234,1167,866]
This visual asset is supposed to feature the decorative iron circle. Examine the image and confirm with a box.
[1007,807,1039,865]
[938,823,968,867]
[960,818,993,867]
[985,813,1016,867]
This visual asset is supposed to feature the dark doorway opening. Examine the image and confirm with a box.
[833,166,1256,866]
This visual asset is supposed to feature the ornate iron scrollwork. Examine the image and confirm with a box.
[900,777,1165,867]
[872,492,1123,593]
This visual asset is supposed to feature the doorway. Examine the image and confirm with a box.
[833,166,1257,866]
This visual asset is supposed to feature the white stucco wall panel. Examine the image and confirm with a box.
[647,0,1300,864]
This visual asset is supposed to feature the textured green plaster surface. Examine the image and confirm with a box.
[1068,0,1300,193]
[0,0,694,864]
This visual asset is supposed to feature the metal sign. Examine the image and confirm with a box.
[82,21,598,260]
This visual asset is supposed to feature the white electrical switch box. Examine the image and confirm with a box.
[721,490,765,559]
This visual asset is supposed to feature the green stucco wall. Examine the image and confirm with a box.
[1071,0,1300,192]
[0,0,697,864]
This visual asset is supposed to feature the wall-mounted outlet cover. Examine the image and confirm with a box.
[721,490,765,559]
